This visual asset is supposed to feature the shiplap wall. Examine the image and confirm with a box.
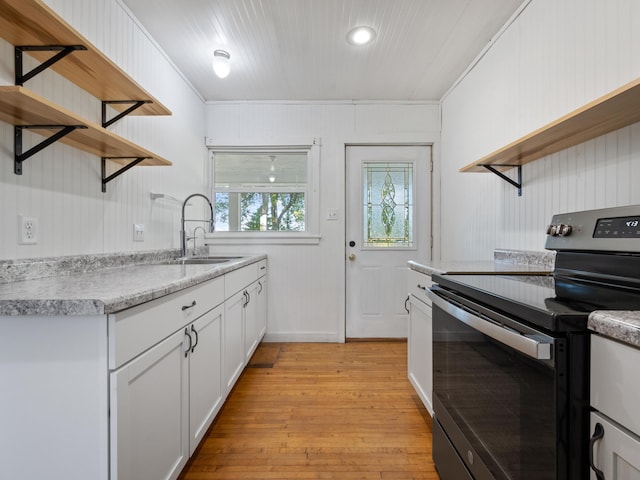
[0,0,206,260]
[206,102,440,342]
[440,0,640,260]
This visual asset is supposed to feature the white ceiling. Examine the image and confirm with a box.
[121,0,525,102]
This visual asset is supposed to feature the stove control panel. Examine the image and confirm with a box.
[545,205,640,252]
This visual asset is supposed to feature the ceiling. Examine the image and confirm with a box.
[121,0,525,102]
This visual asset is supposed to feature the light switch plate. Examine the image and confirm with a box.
[133,223,145,241]
[327,209,339,220]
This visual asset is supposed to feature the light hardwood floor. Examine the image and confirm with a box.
[179,341,440,480]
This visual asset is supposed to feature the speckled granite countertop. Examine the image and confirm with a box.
[589,312,640,349]
[0,253,265,316]
[408,248,555,276]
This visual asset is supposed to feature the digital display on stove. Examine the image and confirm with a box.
[593,216,640,238]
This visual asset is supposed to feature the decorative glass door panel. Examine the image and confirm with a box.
[362,162,413,248]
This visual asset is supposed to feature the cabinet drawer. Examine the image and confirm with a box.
[408,269,432,305]
[257,259,267,277]
[225,263,258,297]
[108,276,224,369]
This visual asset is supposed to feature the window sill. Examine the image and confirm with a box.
[204,233,321,245]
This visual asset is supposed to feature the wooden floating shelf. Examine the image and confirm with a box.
[460,77,640,173]
[0,0,171,116]
[0,86,171,166]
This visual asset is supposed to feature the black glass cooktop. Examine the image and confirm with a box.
[432,272,640,333]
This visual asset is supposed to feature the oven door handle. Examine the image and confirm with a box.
[426,289,552,360]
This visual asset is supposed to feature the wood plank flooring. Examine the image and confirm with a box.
[179,341,440,480]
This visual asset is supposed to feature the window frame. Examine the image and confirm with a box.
[207,140,321,245]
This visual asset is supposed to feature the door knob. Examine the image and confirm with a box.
[348,254,356,261]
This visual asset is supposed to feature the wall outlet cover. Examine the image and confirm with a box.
[19,215,38,245]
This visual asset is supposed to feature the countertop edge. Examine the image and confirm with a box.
[588,311,640,349]
[0,254,266,317]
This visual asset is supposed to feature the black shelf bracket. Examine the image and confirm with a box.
[101,157,148,192]
[481,164,522,196]
[15,45,87,86]
[102,100,151,128]
[14,125,87,175]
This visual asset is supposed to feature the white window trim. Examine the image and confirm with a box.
[207,139,321,244]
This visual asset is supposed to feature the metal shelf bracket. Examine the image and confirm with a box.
[15,45,87,86]
[481,164,522,196]
[102,100,151,128]
[14,125,87,175]
[101,157,148,193]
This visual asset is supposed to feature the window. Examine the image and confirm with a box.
[210,143,319,241]
[362,161,414,248]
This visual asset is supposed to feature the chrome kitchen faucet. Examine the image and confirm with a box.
[180,193,214,257]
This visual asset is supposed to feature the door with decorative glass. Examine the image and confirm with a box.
[346,145,431,338]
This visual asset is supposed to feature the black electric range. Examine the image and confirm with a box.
[428,205,640,480]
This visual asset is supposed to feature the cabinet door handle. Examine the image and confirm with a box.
[417,284,428,292]
[182,300,197,311]
[190,325,199,353]
[404,295,410,314]
[184,327,192,358]
[258,281,263,294]
[243,290,250,307]
[589,422,605,480]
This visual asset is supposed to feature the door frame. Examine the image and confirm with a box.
[342,142,434,341]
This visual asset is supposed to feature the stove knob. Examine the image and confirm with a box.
[559,224,572,237]
[546,225,558,236]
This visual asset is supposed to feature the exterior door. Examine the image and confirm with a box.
[346,145,431,338]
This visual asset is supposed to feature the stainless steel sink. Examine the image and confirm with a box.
[150,256,242,265]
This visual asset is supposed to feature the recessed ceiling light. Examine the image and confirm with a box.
[347,26,376,46]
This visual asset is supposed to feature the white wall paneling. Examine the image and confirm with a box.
[440,0,640,261]
[0,0,206,260]
[206,102,439,342]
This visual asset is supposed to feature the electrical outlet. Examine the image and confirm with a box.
[19,215,38,245]
[133,223,145,242]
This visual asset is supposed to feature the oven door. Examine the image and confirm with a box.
[428,287,566,480]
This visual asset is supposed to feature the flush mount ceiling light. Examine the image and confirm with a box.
[346,26,376,46]
[212,49,231,78]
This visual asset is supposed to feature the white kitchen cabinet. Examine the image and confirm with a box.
[224,259,268,389]
[188,305,224,454]
[110,291,225,480]
[245,275,267,362]
[590,334,640,479]
[255,277,268,348]
[110,328,189,480]
[407,269,433,416]
[223,289,246,393]
[0,257,267,480]
[590,412,640,480]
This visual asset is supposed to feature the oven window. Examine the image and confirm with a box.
[433,305,559,480]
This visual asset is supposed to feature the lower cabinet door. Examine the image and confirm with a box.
[189,304,223,454]
[590,412,640,480]
[223,289,246,393]
[110,329,189,480]
[244,280,261,361]
[257,277,267,341]
[408,294,433,415]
